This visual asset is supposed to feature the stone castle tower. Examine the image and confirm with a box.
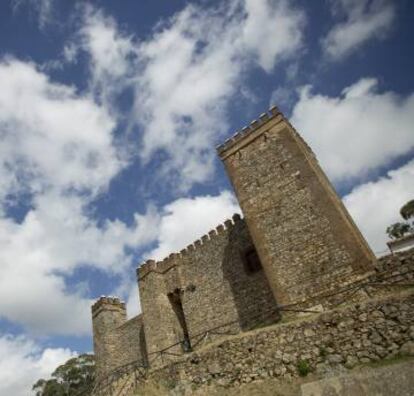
[217,107,374,307]
[91,106,375,380]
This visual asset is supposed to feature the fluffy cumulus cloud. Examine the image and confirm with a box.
[291,78,414,183]
[322,0,395,60]
[0,58,120,202]
[0,59,160,335]
[78,0,305,189]
[0,193,159,335]
[0,333,76,396]
[344,160,414,254]
[147,191,240,261]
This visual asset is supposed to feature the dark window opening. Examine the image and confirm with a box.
[243,247,262,274]
[168,289,192,353]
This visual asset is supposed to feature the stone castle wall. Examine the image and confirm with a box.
[217,108,375,307]
[138,215,279,366]
[92,297,127,378]
[116,315,148,368]
[137,289,414,394]
[92,298,147,378]
[91,106,382,389]
[91,249,414,395]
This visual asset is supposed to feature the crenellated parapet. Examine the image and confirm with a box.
[136,260,157,281]
[137,213,243,281]
[216,106,281,156]
[92,296,126,318]
[216,105,315,161]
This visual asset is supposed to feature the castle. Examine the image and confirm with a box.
[91,106,377,384]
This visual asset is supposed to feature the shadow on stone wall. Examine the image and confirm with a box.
[139,325,149,367]
[221,219,280,331]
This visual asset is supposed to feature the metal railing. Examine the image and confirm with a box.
[90,359,147,396]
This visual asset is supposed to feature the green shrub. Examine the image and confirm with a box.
[297,360,311,377]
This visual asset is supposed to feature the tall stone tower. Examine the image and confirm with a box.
[217,107,375,308]
[91,297,126,378]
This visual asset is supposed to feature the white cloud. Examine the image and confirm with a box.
[0,59,160,335]
[0,333,76,396]
[12,0,55,29]
[0,58,121,201]
[343,160,414,254]
[291,78,414,183]
[79,6,137,107]
[322,0,395,60]
[134,0,304,189]
[124,282,142,319]
[78,0,305,190]
[242,0,304,72]
[0,192,159,335]
[147,191,240,261]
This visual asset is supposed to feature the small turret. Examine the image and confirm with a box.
[92,296,126,378]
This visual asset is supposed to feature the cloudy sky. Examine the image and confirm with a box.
[0,0,413,394]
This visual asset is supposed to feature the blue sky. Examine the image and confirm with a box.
[0,0,413,394]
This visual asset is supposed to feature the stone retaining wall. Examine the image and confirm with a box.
[375,248,414,279]
[136,290,414,394]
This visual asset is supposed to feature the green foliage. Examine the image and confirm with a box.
[386,222,411,240]
[32,354,95,396]
[400,200,414,220]
[297,360,311,377]
[386,199,414,240]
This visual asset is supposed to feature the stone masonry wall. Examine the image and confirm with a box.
[138,215,279,366]
[92,248,414,382]
[217,108,376,308]
[91,248,414,395]
[138,257,185,361]
[92,297,147,378]
[116,314,148,368]
[92,297,127,378]
[376,248,414,278]
[138,290,414,393]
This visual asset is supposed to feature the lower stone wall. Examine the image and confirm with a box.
[375,248,414,281]
[92,249,414,395]
[281,248,414,312]
[116,315,147,368]
[136,290,414,394]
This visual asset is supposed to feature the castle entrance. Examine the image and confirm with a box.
[168,289,192,352]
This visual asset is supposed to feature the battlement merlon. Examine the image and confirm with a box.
[136,213,243,281]
[216,106,315,161]
[91,296,126,319]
